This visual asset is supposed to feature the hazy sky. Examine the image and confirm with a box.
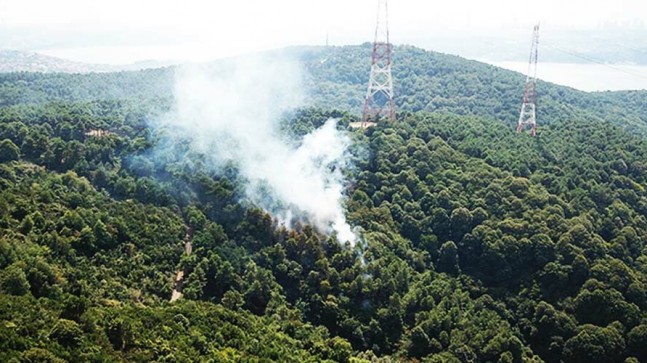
[0,0,645,64]
[2,0,644,29]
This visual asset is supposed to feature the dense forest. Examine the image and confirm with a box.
[1,45,647,362]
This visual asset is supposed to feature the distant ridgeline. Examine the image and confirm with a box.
[1,45,647,362]
[0,44,646,132]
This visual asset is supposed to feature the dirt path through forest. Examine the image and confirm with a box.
[170,226,193,302]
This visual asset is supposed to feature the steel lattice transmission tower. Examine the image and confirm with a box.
[517,23,540,136]
[362,0,395,125]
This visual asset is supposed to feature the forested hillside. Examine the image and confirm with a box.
[1,45,646,132]
[1,45,647,362]
[301,45,647,132]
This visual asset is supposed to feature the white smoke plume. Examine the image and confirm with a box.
[162,55,357,246]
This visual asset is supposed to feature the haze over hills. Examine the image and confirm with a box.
[1,44,645,131]
[2,41,647,92]
[1,43,647,362]
[0,49,177,73]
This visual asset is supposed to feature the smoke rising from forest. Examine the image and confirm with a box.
[160,56,357,245]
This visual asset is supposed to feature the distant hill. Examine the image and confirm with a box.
[0,49,176,73]
[4,44,644,133]
[0,49,112,73]
[296,45,647,131]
